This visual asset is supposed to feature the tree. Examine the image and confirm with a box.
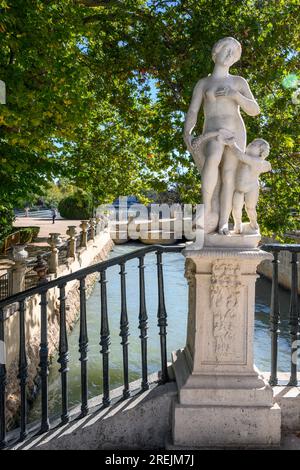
[0,0,299,238]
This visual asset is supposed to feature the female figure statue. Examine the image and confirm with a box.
[183,37,260,234]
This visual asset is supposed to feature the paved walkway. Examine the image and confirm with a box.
[14,215,82,241]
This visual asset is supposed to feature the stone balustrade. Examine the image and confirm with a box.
[4,220,107,297]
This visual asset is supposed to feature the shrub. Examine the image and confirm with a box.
[0,203,15,244]
[58,193,93,220]
[19,227,40,242]
[0,227,40,253]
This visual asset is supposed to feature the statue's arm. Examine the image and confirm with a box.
[235,77,260,116]
[231,145,271,173]
[260,161,272,173]
[229,142,249,163]
[183,80,204,151]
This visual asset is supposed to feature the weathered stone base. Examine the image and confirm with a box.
[172,348,274,407]
[170,247,281,448]
[204,229,261,250]
[172,401,281,448]
[172,348,281,448]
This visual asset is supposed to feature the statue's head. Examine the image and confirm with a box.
[212,37,242,67]
[247,138,270,159]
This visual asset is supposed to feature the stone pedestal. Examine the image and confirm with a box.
[10,245,28,294]
[80,221,89,249]
[67,226,77,258]
[48,233,62,274]
[172,247,281,448]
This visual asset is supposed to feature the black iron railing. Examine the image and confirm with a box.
[261,244,300,386]
[0,273,11,301]
[0,244,183,449]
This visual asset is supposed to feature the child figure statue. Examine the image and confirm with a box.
[225,137,271,234]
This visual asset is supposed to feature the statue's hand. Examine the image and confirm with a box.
[222,136,236,147]
[217,128,235,146]
[184,134,193,153]
[215,86,238,100]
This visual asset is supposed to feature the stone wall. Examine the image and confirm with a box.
[4,231,114,428]
[11,373,178,450]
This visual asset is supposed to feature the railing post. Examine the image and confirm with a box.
[58,283,69,424]
[39,288,50,433]
[269,250,280,386]
[0,307,7,449]
[48,233,62,275]
[66,226,77,258]
[138,255,149,391]
[156,250,168,383]
[89,218,96,241]
[80,221,89,249]
[35,255,50,433]
[95,217,101,236]
[10,245,28,294]
[288,251,299,386]
[79,277,89,417]
[99,269,111,407]
[18,299,28,441]
[119,263,130,399]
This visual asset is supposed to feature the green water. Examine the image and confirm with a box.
[29,242,294,423]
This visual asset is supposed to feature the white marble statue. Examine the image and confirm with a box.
[227,137,271,234]
[183,37,260,235]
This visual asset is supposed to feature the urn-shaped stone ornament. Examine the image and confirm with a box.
[66,225,77,258]
[79,220,89,248]
[47,233,62,274]
[11,245,28,263]
[47,233,62,248]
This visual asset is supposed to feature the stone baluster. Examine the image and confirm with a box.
[34,255,48,285]
[47,233,62,274]
[95,217,101,236]
[79,221,89,249]
[89,218,96,241]
[66,226,77,258]
[10,245,28,294]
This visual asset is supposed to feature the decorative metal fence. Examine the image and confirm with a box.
[0,273,11,301]
[261,244,300,386]
[0,244,183,449]
[1,242,299,449]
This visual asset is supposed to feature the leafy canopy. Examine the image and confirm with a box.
[0,0,299,238]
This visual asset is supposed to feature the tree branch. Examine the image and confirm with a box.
[77,0,122,7]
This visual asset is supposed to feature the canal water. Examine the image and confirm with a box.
[29,243,293,422]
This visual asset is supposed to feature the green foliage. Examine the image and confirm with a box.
[0,0,299,237]
[0,202,15,242]
[18,226,40,242]
[58,192,93,220]
[0,226,40,252]
[42,180,76,207]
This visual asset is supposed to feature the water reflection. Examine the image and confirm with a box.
[255,276,291,372]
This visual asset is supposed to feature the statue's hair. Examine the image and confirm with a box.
[248,138,270,158]
[212,37,242,64]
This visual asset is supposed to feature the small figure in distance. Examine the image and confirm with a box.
[223,136,271,234]
[51,207,58,224]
